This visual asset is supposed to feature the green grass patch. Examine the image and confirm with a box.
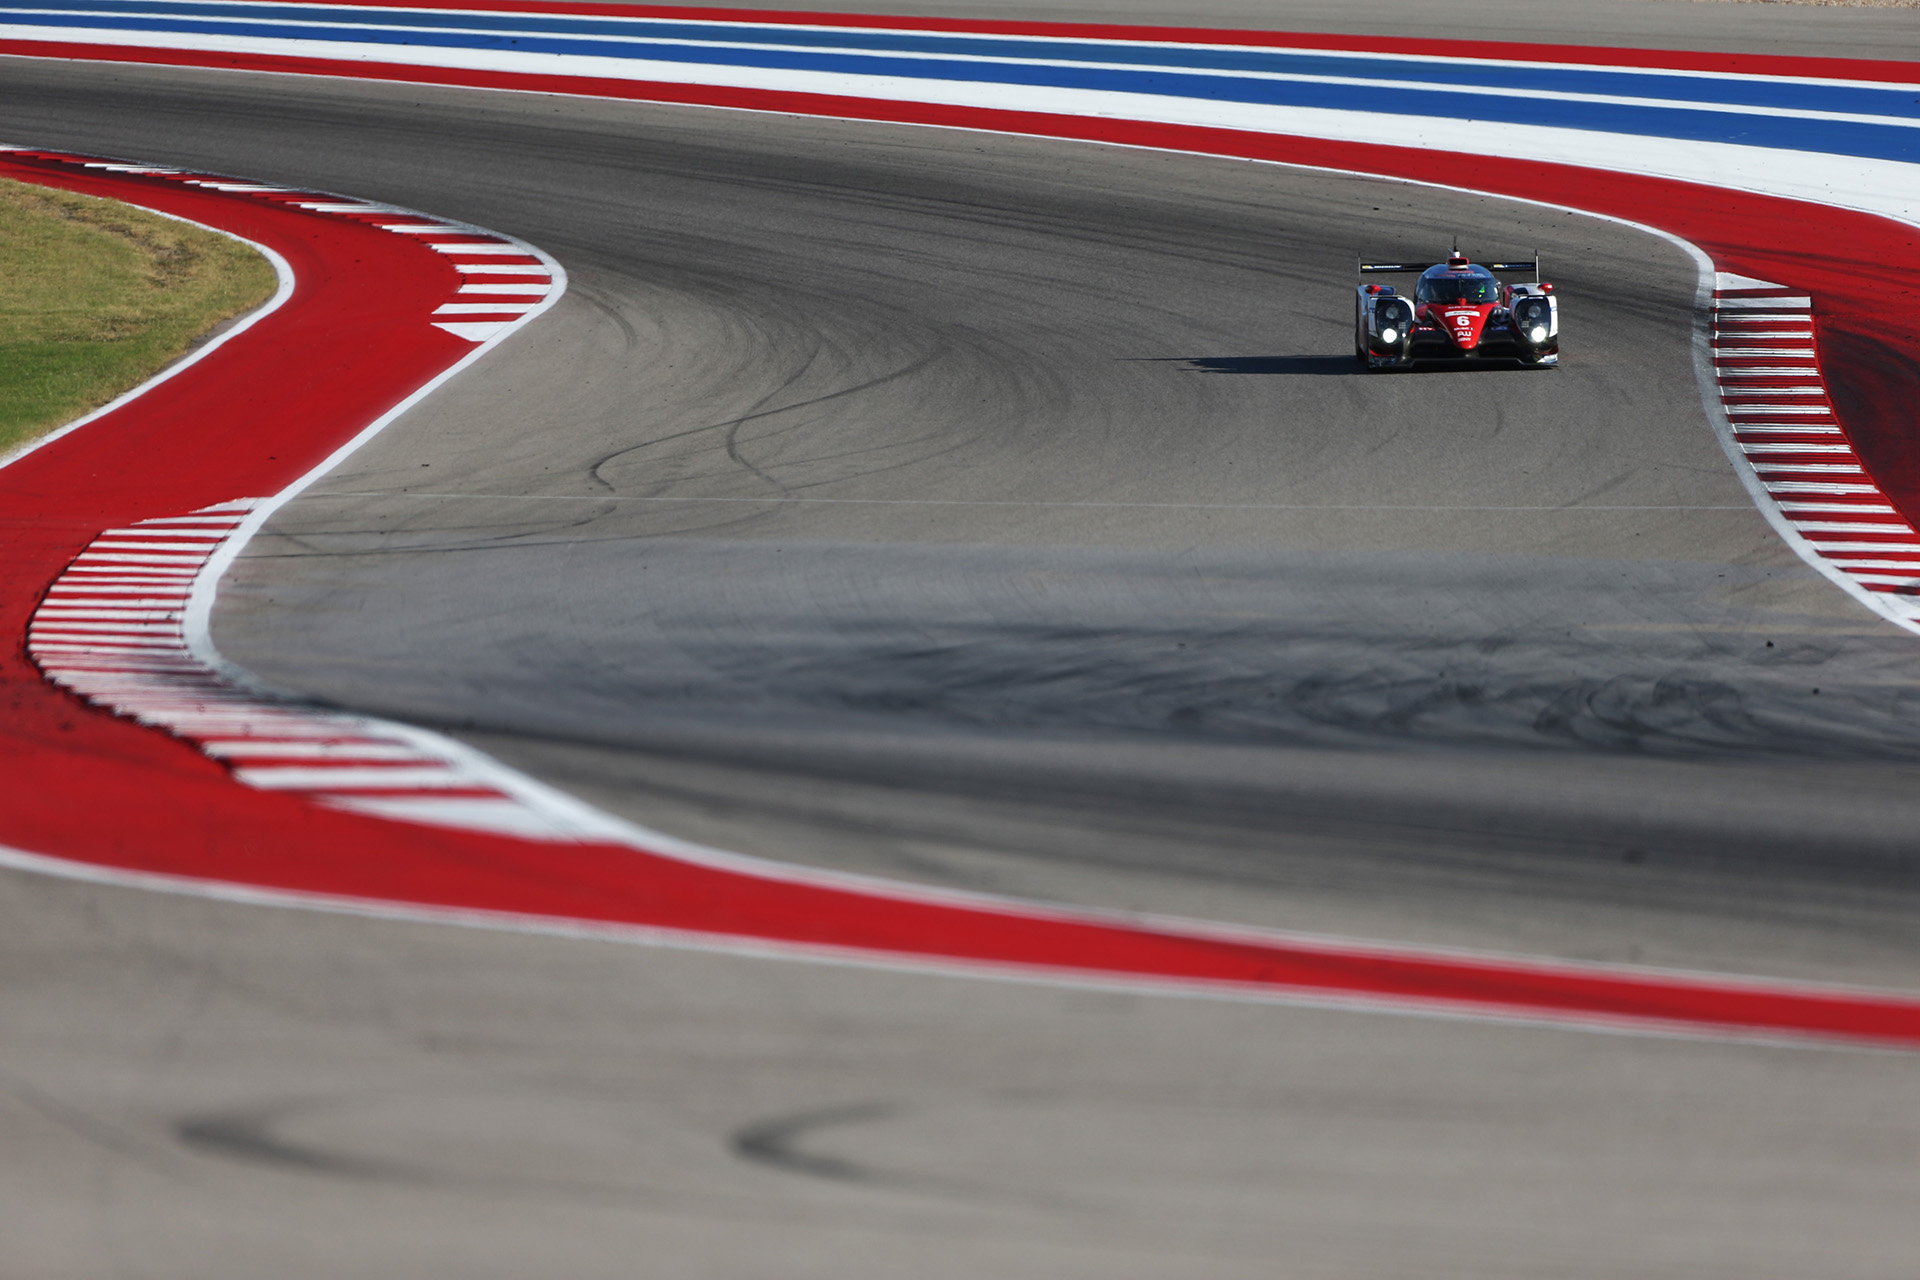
[0,175,277,456]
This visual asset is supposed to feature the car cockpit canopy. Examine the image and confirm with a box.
[1416,264,1500,304]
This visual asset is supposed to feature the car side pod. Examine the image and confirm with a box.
[1509,282,1561,367]
[1353,281,1415,370]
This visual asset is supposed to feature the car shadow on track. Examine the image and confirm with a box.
[1152,355,1360,375]
[1152,355,1552,375]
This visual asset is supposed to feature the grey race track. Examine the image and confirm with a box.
[5,3,1920,1275]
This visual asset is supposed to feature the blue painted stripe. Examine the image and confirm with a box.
[11,0,1920,122]
[6,1,1919,165]
[8,0,1920,117]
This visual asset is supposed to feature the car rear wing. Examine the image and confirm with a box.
[1358,255,1542,280]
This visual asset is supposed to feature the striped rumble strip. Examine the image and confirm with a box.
[1710,272,1920,616]
[28,500,588,840]
[13,150,568,837]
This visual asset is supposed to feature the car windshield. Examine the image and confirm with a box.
[1418,272,1498,304]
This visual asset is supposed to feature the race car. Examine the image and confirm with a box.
[1353,250,1559,370]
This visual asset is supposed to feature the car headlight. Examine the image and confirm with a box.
[1513,298,1552,343]
[1381,326,1399,344]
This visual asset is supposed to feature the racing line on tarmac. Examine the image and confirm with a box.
[5,8,1920,1048]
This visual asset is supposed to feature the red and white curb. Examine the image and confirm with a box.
[1710,271,1920,624]
[31,155,556,345]
[15,150,577,838]
[27,501,601,841]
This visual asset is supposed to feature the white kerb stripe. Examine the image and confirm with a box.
[91,538,224,549]
[433,321,516,341]
[72,552,210,564]
[37,609,183,620]
[1715,295,1812,309]
[202,741,427,761]
[139,514,248,524]
[1805,541,1920,552]
[426,242,531,255]
[233,765,486,789]
[1792,521,1916,534]
[317,795,585,839]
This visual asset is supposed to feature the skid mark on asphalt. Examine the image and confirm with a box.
[731,1102,900,1184]
[729,1101,1021,1204]
[176,1106,404,1181]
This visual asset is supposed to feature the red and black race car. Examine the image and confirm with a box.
[1353,250,1559,370]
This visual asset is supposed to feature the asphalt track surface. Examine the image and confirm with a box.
[6,3,1920,1275]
